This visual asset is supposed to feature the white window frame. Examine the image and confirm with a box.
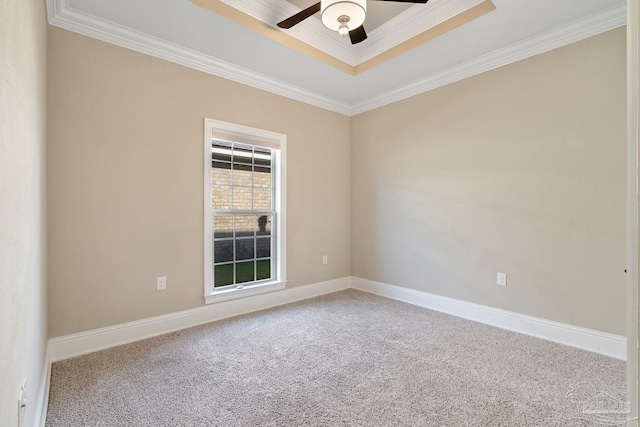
[203,118,287,304]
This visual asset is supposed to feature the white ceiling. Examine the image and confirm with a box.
[47,0,626,115]
[285,0,415,32]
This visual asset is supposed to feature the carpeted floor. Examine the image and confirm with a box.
[46,289,627,426]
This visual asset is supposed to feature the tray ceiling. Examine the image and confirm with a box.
[47,0,626,115]
[189,0,496,74]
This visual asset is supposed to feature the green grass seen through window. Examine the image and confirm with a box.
[214,260,271,287]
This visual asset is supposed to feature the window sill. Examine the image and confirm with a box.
[204,281,286,304]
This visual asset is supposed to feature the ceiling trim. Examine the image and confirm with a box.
[45,0,353,115]
[213,0,489,66]
[189,0,355,74]
[356,0,489,63]
[192,0,493,74]
[215,0,355,65]
[46,0,626,117]
[355,0,495,74]
[351,2,627,114]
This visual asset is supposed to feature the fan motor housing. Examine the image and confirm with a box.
[321,0,367,31]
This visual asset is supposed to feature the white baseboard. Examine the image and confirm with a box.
[352,276,627,361]
[33,348,51,427]
[41,274,626,425]
[48,277,351,362]
[48,275,627,363]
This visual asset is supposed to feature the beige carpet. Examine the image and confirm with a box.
[46,289,626,426]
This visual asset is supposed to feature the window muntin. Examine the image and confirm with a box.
[204,118,286,304]
[211,140,275,289]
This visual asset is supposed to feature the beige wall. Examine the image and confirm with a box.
[48,24,627,338]
[352,28,627,335]
[0,0,48,425]
[47,28,352,337]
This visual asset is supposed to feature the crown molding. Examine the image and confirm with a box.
[45,0,353,115]
[357,0,486,63]
[219,0,487,66]
[219,0,356,65]
[351,2,627,115]
[46,0,625,116]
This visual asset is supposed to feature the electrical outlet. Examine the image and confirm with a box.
[157,276,167,291]
[322,255,328,265]
[497,272,507,286]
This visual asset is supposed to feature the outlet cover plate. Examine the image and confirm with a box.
[497,272,507,286]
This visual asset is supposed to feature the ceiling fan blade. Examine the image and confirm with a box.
[277,2,321,29]
[370,0,429,3]
[349,26,368,44]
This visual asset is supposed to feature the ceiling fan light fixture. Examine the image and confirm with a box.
[321,0,366,34]
[337,16,350,36]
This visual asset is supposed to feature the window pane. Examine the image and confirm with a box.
[254,147,271,168]
[214,264,233,287]
[254,146,271,157]
[254,188,271,210]
[214,240,233,263]
[214,216,233,239]
[234,215,255,237]
[257,215,271,236]
[212,140,232,162]
[256,237,271,259]
[213,186,231,210]
[236,261,255,283]
[212,164,231,186]
[233,168,253,187]
[233,144,253,165]
[235,239,254,261]
[256,259,271,281]
[209,134,279,293]
[233,187,252,210]
[254,169,271,188]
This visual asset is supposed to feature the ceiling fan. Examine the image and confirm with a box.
[277,0,430,45]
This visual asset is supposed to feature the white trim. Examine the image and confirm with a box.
[355,0,486,64]
[48,277,351,362]
[351,3,627,114]
[45,0,352,116]
[275,133,287,289]
[46,276,627,363]
[203,119,287,303]
[626,0,639,418]
[41,274,627,425]
[204,281,286,304]
[352,277,627,360]
[219,0,355,65]
[218,0,486,66]
[207,119,286,149]
[33,348,51,427]
[46,0,625,116]
[203,119,213,298]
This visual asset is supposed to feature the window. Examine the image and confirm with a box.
[204,119,286,304]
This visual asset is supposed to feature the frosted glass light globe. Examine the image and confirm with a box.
[321,0,366,32]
